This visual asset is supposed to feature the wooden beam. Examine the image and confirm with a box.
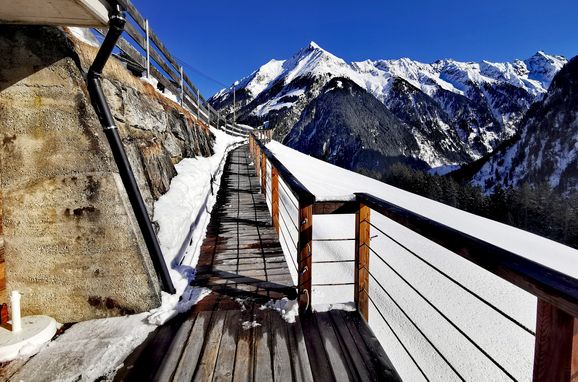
[533,300,578,382]
[313,201,358,215]
[355,203,370,321]
[298,202,313,313]
[271,166,280,234]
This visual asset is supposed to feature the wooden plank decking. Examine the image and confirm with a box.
[116,145,400,382]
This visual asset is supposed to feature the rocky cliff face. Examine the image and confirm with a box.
[0,25,214,322]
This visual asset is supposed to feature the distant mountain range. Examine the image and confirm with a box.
[465,56,578,194]
[210,42,572,190]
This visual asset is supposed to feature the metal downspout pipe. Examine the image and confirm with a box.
[86,5,175,294]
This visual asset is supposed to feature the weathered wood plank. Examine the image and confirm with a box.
[300,313,335,382]
[270,312,293,382]
[153,313,197,381]
[193,311,228,382]
[329,310,372,381]
[341,311,400,381]
[233,304,255,382]
[286,316,314,382]
[213,310,241,381]
[315,312,355,382]
[173,310,214,381]
[253,309,273,381]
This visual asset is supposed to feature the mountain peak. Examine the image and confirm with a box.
[308,41,322,50]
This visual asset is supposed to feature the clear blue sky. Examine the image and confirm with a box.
[131,0,578,97]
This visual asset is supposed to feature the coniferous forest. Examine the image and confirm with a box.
[379,164,578,250]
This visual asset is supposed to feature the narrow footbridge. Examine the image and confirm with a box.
[116,134,578,381]
[116,144,400,381]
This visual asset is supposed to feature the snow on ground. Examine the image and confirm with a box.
[7,313,155,382]
[261,298,299,324]
[8,129,244,380]
[265,140,578,381]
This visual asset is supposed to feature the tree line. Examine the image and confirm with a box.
[379,164,578,250]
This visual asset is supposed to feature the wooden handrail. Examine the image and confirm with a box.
[355,192,578,318]
[355,192,578,381]
[250,134,315,312]
[250,134,315,204]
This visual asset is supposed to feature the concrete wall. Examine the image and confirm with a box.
[0,25,214,322]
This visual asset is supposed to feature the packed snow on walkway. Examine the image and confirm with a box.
[8,128,244,381]
[265,140,578,381]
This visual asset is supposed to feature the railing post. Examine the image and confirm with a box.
[261,151,266,195]
[355,203,371,321]
[179,66,184,106]
[298,201,313,313]
[533,300,578,381]
[196,89,201,123]
[271,166,279,234]
[145,19,150,78]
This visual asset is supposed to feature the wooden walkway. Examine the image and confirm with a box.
[116,145,400,382]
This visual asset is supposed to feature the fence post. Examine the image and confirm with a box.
[179,66,184,106]
[261,152,266,195]
[355,203,371,321]
[533,300,578,381]
[145,19,150,78]
[271,166,279,234]
[298,201,313,313]
[196,89,201,123]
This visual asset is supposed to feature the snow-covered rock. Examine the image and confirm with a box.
[210,42,566,169]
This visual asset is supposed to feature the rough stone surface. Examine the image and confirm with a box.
[0,26,214,322]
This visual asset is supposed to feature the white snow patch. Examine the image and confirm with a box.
[313,302,356,312]
[263,298,299,324]
[9,313,156,382]
[241,321,261,330]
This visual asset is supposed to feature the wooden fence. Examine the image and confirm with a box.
[93,0,250,138]
[249,132,578,382]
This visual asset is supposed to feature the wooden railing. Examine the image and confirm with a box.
[249,133,578,381]
[91,0,248,137]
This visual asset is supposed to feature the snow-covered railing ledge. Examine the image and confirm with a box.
[250,133,578,381]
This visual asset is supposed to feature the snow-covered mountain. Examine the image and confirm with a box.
[210,42,566,170]
[470,56,578,194]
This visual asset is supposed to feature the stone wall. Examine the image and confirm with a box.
[0,25,214,322]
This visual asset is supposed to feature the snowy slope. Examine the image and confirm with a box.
[210,43,566,166]
[265,139,578,381]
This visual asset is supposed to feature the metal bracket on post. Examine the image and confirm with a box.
[86,6,175,294]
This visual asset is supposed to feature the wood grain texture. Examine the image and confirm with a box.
[533,299,578,382]
[355,203,370,321]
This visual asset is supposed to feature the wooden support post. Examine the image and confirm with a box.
[145,19,150,78]
[261,152,266,195]
[355,203,371,321]
[271,166,279,233]
[298,201,313,313]
[533,300,578,382]
[179,66,184,106]
[196,89,201,123]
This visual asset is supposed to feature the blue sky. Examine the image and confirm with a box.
[131,0,578,97]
